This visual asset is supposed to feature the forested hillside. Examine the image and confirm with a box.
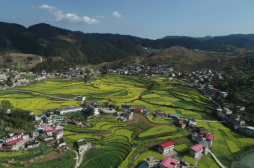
[2,21,254,65]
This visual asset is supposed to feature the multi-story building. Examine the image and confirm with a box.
[224,114,245,126]
[236,126,254,138]
[157,141,174,154]
[144,157,161,168]
[189,144,204,158]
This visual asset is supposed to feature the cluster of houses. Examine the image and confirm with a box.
[0,124,65,151]
[185,70,222,86]
[107,65,180,78]
[175,117,214,159]
[216,106,254,137]
[137,115,214,168]
[0,66,100,90]
[0,102,90,152]
[0,132,39,151]
[190,127,213,158]
[203,85,228,99]
[37,125,65,148]
[138,141,190,168]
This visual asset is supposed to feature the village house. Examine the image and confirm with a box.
[235,126,254,138]
[0,73,8,80]
[55,139,66,148]
[189,144,204,158]
[22,132,30,141]
[77,138,92,154]
[187,118,197,127]
[156,141,174,154]
[144,157,161,168]
[0,133,24,151]
[160,157,179,168]
[53,129,63,140]
[220,91,228,98]
[25,140,40,149]
[65,118,83,126]
[174,157,190,167]
[176,119,187,128]
[85,103,100,115]
[121,105,133,112]
[100,107,116,114]
[93,102,104,108]
[224,114,245,126]
[198,141,209,155]
[59,106,83,115]
[223,107,232,115]
[235,106,245,114]
[191,127,209,142]
[133,107,144,113]
[154,111,165,118]
[216,108,223,116]
[119,112,134,122]
[76,96,86,102]
[168,114,179,119]
[205,134,214,148]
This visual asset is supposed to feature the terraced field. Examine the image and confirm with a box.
[197,121,254,166]
[0,91,80,115]
[12,74,217,120]
[1,74,250,167]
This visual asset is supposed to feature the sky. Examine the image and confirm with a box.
[1,0,254,39]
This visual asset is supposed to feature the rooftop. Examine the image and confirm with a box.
[134,107,143,111]
[190,144,204,152]
[44,126,53,132]
[159,141,174,148]
[160,157,178,168]
[206,134,214,141]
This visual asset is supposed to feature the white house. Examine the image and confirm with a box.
[157,141,174,154]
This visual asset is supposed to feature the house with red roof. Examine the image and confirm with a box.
[0,133,24,151]
[189,144,204,158]
[157,141,174,154]
[44,126,53,136]
[160,157,179,168]
[133,107,143,113]
[206,133,213,148]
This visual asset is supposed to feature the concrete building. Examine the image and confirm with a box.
[224,114,245,126]
[157,141,174,154]
[77,138,92,154]
[144,157,161,168]
[189,144,204,158]
[236,126,254,138]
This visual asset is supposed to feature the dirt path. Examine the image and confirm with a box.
[67,147,80,168]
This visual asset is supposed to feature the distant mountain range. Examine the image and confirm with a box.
[1,21,254,64]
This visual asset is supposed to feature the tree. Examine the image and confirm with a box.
[1,100,14,109]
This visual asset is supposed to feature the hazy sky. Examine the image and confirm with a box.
[1,0,254,39]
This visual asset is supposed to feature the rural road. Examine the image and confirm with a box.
[39,56,43,63]
[66,147,81,168]
[195,119,225,123]
[209,150,225,168]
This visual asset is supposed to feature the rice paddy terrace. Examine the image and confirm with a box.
[1,74,253,168]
